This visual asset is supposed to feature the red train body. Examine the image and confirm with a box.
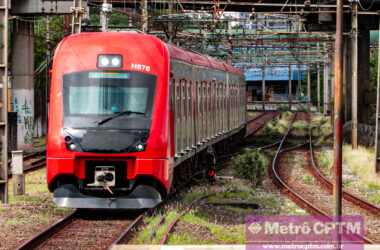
[47,32,246,209]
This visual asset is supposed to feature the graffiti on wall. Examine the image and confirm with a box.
[12,89,34,147]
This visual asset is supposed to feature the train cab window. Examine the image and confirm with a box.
[62,71,156,130]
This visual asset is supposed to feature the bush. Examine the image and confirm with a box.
[278,105,290,112]
[232,149,267,187]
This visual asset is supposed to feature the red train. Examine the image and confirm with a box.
[47,32,246,209]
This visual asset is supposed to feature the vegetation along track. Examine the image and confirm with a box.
[270,112,378,243]
[17,209,144,250]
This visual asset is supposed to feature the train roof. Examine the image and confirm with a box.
[60,32,242,76]
[166,43,243,75]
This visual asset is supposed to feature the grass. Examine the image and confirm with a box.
[261,111,293,137]
[302,175,313,185]
[167,232,215,244]
[132,111,310,245]
[181,213,245,244]
[132,184,306,245]
[135,210,180,244]
[341,145,380,204]
[291,120,309,137]
[316,148,332,174]
[0,169,70,231]
[315,144,380,205]
[311,114,380,205]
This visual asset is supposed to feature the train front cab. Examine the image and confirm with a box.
[47,33,172,209]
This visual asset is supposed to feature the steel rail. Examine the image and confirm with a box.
[17,210,79,250]
[245,111,279,138]
[308,128,380,215]
[159,193,214,244]
[109,213,146,248]
[270,112,374,244]
[18,210,145,250]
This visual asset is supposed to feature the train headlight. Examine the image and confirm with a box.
[68,143,77,151]
[136,144,145,151]
[97,54,123,68]
[99,56,110,67]
[111,57,121,67]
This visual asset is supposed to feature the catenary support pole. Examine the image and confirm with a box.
[317,63,321,112]
[141,0,148,32]
[288,64,292,110]
[100,0,112,32]
[351,1,359,149]
[297,64,301,98]
[323,61,329,115]
[262,66,266,111]
[71,0,84,33]
[0,0,9,204]
[374,16,380,172]
[45,16,51,136]
[307,64,311,111]
[333,0,344,217]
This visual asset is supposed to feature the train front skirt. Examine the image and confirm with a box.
[53,184,162,209]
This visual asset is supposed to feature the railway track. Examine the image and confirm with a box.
[17,209,144,250]
[270,112,380,243]
[16,112,290,249]
[18,155,215,249]
[245,111,279,137]
[308,131,380,215]
[159,193,214,244]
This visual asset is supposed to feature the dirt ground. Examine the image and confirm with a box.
[0,169,72,250]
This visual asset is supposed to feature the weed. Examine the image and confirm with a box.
[232,149,267,187]
[303,175,313,185]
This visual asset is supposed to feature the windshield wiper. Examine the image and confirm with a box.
[97,110,145,126]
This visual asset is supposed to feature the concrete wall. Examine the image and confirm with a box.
[11,20,34,149]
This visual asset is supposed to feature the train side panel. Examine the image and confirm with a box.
[169,59,245,166]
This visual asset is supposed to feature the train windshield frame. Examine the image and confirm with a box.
[62,71,156,130]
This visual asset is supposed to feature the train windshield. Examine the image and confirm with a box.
[62,71,156,130]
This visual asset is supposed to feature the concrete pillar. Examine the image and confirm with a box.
[11,20,34,149]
